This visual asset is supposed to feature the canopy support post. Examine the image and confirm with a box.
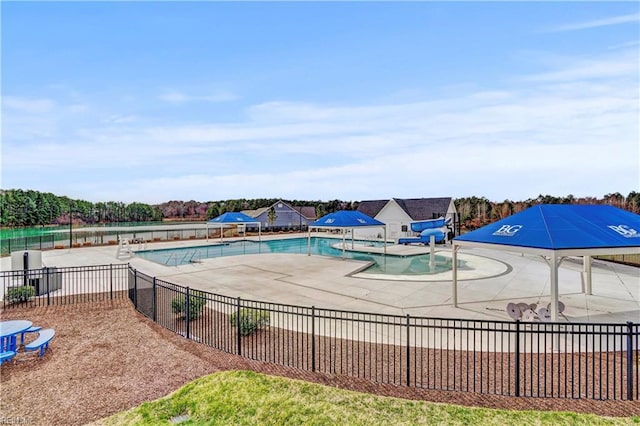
[540,254,565,322]
[584,255,592,295]
[452,244,459,307]
[342,229,346,258]
[549,253,565,322]
[429,234,435,271]
[383,227,387,255]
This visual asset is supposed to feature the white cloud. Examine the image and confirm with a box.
[545,13,640,32]
[521,49,638,82]
[3,48,638,203]
[608,40,640,51]
[158,89,238,103]
[67,104,90,113]
[103,114,137,124]
[158,91,189,103]
[2,96,55,113]
[67,131,638,203]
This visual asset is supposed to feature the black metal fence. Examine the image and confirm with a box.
[1,234,62,255]
[128,267,639,401]
[0,227,214,256]
[1,263,637,401]
[0,227,315,257]
[1,264,129,308]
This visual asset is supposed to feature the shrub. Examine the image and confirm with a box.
[230,308,270,336]
[5,285,36,304]
[171,290,207,321]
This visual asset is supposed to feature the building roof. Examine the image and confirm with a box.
[242,201,316,220]
[293,206,317,219]
[357,197,453,220]
[356,199,389,218]
[242,207,269,218]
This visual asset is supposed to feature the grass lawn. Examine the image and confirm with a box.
[95,371,639,425]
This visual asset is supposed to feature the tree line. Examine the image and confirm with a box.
[0,189,163,227]
[1,188,638,229]
[157,198,355,222]
[0,190,357,228]
[454,192,640,230]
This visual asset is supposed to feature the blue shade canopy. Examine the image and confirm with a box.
[311,210,385,228]
[452,204,640,322]
[454,205,640,250]
[208,212,258,224]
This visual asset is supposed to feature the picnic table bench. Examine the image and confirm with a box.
[20,325,42,345]
[0,350,16,364]
[25,329,55,357]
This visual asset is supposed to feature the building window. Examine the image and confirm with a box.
[401,225,408,232]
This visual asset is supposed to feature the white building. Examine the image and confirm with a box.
[355,197,458,241]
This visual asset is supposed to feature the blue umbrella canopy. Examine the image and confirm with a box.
[451,204,640,321]
[311,210,384,228]
[454,204,640,250]
[309,210,387,256]
[207,212,261,242]
[209,212,258,224]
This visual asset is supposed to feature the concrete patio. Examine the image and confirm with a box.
[2,235,637,324]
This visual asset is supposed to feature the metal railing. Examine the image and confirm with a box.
[128,267,639,401]
[1,264,637,400]
[0,227,214,256]
[1,264,129,308]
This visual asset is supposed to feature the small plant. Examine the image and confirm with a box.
[171,290,207,321]
[5,285,36,304]
[230,308,270,336]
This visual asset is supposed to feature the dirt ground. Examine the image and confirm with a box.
[1,301,638,426]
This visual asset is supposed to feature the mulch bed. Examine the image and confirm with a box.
[1,301,638,426]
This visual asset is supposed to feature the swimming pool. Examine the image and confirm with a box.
[135,237,451,275]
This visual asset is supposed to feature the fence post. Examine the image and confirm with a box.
[627,322,634,401]
[109,264,113,300]
[133,269,138,309]
[185,287,191,340]
[152,277,157,323]
[45,267,51,306]
[311,306,316,372]
[515,319,520,397]
[237,297,242,356]
[406,314,411,387]
[22,252,28,287]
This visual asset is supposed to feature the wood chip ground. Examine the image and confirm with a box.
[1,301,638,426]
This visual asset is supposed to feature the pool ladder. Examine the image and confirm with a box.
[165,251,198,266]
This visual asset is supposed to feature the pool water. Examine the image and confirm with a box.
[135,237,451,275]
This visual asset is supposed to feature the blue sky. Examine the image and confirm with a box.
[2,2,638,204]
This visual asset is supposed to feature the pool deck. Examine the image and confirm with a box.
[1,234,638,323]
